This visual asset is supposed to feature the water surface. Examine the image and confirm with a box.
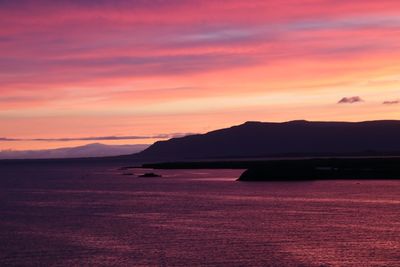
[0,162,399,266]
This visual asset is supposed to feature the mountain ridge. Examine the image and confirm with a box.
[134,120,400,161]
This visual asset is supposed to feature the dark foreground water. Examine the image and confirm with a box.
[0,162,399,266]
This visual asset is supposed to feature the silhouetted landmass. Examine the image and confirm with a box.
[238,158,400,181]
[142,157,400,181]
[134,120,400,161]
[139,172,161,178]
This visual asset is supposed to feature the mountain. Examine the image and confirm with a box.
[0,143,149,160]
[135,120,400,161]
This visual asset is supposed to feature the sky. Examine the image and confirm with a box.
[1,0,400,151]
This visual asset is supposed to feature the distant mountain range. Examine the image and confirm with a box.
[0,143,149,160]
[4,120,400,161]
[134,120,400,161]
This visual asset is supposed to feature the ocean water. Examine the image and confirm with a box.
[0,162,399,266]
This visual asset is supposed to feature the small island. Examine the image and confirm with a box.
[121,172,134,176]
[139,172,162,178]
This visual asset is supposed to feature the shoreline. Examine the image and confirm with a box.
[140,157,400,181]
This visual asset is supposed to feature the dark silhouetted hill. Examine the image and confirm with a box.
[134,120,400,161]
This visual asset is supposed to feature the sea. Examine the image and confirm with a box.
[0,161,399,266]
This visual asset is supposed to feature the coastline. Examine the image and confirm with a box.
[140,157,400,181]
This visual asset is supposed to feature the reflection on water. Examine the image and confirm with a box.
[0,163,399,266]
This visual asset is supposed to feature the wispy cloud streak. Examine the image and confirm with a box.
[383,100,399,105]
[0,133,194,142]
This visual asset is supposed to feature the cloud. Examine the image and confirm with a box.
[383,100,399,105]
[0,133,195,142]
[338,96,364,104]
[2,1,400,90]
[0,138,17,141]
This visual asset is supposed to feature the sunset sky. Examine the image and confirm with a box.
[1,0,400,150]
